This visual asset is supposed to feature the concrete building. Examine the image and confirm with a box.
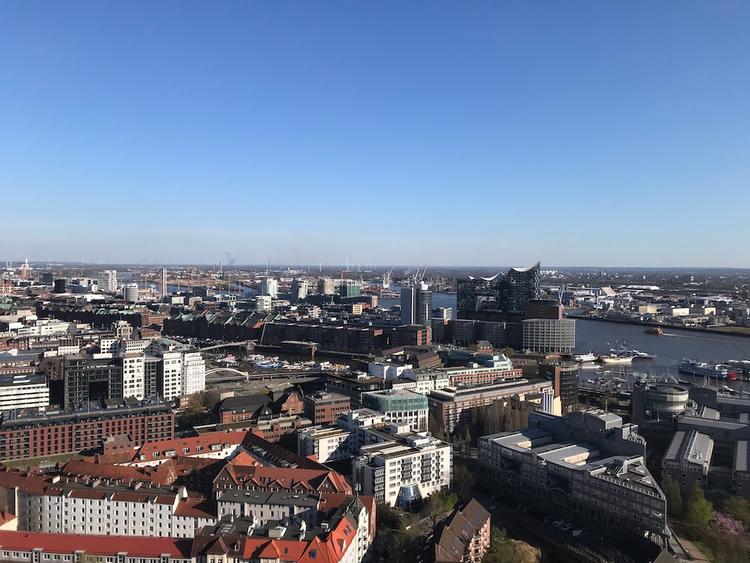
[255,294,272,312]
[522,318,576,354]
[479,410,669,547]
[159,351,183,401]
[0,374,49,412]
[298,426,353,463]
[662,430,714,494]
[123,283,139,303]
[632,382,690,423]
[122,352,146,399]
[63,354,123,409]
[367,360,412,381]
[361,389,428,432]
[290,279,308,302]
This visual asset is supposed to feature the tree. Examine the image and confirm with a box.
[451,462,478,502]
[721,496,750,527]
[662,474,683,517]
[684,484,714,531]
[484,527,540,563]
[421,491,459,527]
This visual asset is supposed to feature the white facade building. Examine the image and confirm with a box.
[98,270,118,293]
[260,276,278,298]
[0,374,49,412]
[355,432,452,507]
[122,353,146,400]
[16,485,214,538]
[181,352,206,397]
[159,351,183,401]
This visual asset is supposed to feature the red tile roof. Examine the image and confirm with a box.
[62,460,154,483]
[0,531,192,558]
[0,471,47,495]
[135,431,248,461]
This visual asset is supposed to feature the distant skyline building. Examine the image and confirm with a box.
[317,277,336,295]
[338,279,361,298]
[259,276,278,298]
[161,268,168,298]
[123,283,139,303]
[457,262,541,317]
[400,282,432,326]
[291,278,308,302]
[98,270,118,293]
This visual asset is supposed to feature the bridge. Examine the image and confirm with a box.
[198,340,254,352]
[205,367,325,384]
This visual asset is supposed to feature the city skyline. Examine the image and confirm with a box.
[2,2,749,267]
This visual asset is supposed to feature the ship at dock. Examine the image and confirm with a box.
[679,359,736,381]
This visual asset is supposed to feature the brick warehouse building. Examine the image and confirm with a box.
[0,399,174,461]
[304,391,351,425]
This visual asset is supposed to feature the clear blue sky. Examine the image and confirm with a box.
[1,1,748,267]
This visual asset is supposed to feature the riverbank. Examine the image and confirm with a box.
[566,313,750,339]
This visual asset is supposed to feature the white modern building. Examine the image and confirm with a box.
[122,353,146,399]
[259,276,278,298]
[98,270,118,293]
[355,432,452,507]
[159,351,183,401]
[181,352,206,397]
[0,374,49,412]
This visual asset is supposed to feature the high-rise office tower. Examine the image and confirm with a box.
[400,286,415,325]
[401,282,432,326]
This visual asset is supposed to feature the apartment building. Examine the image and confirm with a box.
[355,432,452,507]
[0,399,174,461]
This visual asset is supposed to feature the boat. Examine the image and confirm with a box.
[632,350,655,360]
[599,351,635,364]
[679,359,736,381]
[574,352,598,363]
[644,327,664,335]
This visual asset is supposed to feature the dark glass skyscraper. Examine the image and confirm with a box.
[456,262,541,317]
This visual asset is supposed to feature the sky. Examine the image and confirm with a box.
[1,1,748,268]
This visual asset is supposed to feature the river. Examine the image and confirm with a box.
[382,292,750,379]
